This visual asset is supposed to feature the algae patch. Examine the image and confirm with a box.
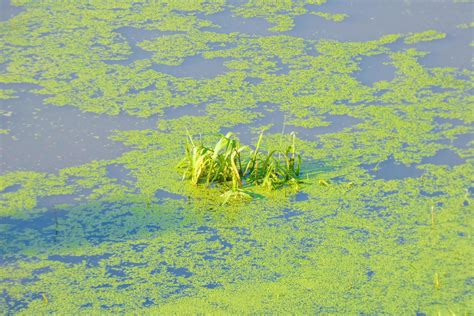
[0,1,473,314]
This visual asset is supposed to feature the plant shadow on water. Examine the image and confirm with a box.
[0,182,343,312]
[0,196,198,312]
[0,196,174,251]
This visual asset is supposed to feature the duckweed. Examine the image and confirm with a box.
[404,29,446,44]
[0,0,473,314]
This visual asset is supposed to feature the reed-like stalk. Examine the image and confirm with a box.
[177,131,302,197]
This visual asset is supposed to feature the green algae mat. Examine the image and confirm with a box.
[1,0,473,314]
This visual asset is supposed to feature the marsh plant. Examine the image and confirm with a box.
[177,131,302,202]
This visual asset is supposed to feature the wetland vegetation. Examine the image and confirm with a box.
[178,131,302,201]
[0,0,473,314]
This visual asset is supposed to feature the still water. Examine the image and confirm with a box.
[0,0,472,314]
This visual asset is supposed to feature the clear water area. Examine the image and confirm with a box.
[0,0,473,314]
[0,86,157,173]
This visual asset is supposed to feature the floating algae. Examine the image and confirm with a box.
[0,0,473,314]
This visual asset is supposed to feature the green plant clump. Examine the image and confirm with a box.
[177,131,302,196]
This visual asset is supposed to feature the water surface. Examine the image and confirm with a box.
[0,0,472,314]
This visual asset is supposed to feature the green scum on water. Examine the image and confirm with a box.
[0,0,473,314]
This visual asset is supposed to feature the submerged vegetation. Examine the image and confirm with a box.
[178,131,302,202]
